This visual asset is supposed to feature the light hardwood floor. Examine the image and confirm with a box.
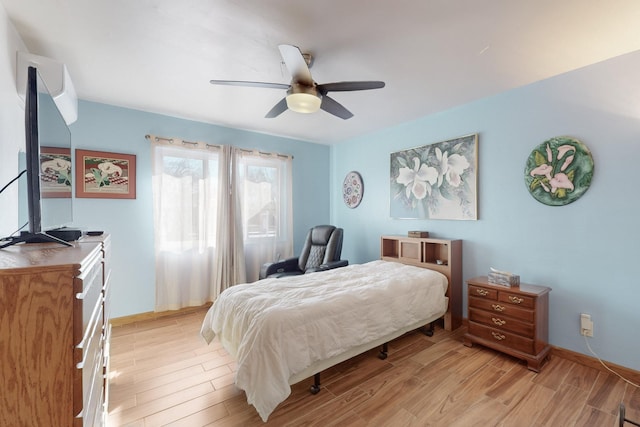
[107,307,640,426]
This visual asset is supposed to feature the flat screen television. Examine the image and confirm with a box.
[3,66,75,248]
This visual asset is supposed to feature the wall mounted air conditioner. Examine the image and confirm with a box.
[16,51,78,125]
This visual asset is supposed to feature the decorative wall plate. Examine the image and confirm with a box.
[343,171,364,208]
[524,136,594,206]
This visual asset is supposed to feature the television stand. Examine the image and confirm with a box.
[0,231,75,249]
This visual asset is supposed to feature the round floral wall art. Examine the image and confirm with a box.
[343,171,364,208]
[524,136,594,206]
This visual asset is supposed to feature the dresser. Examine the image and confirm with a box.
[0,235,111,426]
[463,276,551,372]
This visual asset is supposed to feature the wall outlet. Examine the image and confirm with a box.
[580,313,593,337]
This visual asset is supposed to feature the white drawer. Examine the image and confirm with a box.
[102,269,112,328]
[75,304,104,420]
[75,250,104,338]
[77,348,105,426]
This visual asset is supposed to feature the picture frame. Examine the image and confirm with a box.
[40,146,72,198]
[390,134,478,220]
[75,149,136,199]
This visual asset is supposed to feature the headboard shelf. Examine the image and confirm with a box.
[381,235,462,331]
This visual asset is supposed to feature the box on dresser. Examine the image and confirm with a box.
[487,271,520,287]
[0,234,111,426]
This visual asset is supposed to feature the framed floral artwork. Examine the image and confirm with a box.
[390,134,478,220]
[524,136,593,206]
[75,149,136,199]
[40,146,72,198]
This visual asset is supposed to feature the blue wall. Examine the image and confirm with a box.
[70,101,330,318]
[331,51,640,371]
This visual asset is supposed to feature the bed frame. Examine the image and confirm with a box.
[289,258,459,394]
[290,313,442,394]
[619,403,640,427]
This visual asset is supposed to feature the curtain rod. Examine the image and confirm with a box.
[145,134,293,159]
[145,134,220,150]
[237,147,293,160]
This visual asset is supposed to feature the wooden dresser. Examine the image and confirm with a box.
[463,276,551,372]
[0,235,111,426]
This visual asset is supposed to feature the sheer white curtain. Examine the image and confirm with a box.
[237,150,293,282]
[151,137,245,311]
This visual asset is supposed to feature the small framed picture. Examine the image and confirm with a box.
[75,149,136,199]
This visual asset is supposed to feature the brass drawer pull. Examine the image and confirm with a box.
[491,317,506,326]
[476,288,489,296]
[492,304,505,312]
[491,332,506,341]
[508,296,524,304]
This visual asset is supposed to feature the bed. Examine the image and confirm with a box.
[200,259,451,422]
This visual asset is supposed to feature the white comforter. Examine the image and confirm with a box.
[200,260,448,421]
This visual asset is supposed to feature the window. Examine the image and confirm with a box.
[237,150,293,280]
[153,145,220,252]
[239,156,289,239]
[150,137,293,309]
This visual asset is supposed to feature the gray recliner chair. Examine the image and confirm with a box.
[259,225,348,279]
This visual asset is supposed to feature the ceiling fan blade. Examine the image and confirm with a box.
[265,98,289,118]
[210,80,289,90]
[320,95,353,120]
[278,44,314,86]
[317,81,385,93]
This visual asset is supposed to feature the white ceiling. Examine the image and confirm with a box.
[3,0,640,144]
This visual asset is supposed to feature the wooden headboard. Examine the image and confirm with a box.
[380,235,462,331]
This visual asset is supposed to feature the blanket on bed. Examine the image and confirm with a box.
[200,260,448,421]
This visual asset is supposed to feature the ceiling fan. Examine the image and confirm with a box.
[210,44,385,120]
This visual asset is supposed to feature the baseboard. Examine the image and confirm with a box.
[550,345,640,385]
[110,302,212,327]
[460,318,640,384]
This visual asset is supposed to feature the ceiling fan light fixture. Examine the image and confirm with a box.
[286,85,321,113]
[286,92,321,113]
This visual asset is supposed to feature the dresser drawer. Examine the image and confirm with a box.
[468,296,534,323]
[469,308,534,337]
[76,247,103,296]
[75,249,104,341]
[498,291,535,309]
[102,237,112,280]
[80,346,105,427]
[103,269,112,327]
[468,321,535,355]
[103,323,112,415]
[468,284,498,300]
[74,301,103,420]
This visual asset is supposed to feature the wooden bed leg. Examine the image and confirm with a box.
[378,342,388,360]
[310,373,321,394]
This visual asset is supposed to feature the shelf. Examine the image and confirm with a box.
[380,238,399,259]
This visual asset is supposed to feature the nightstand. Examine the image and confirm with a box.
[463,276,551,372]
